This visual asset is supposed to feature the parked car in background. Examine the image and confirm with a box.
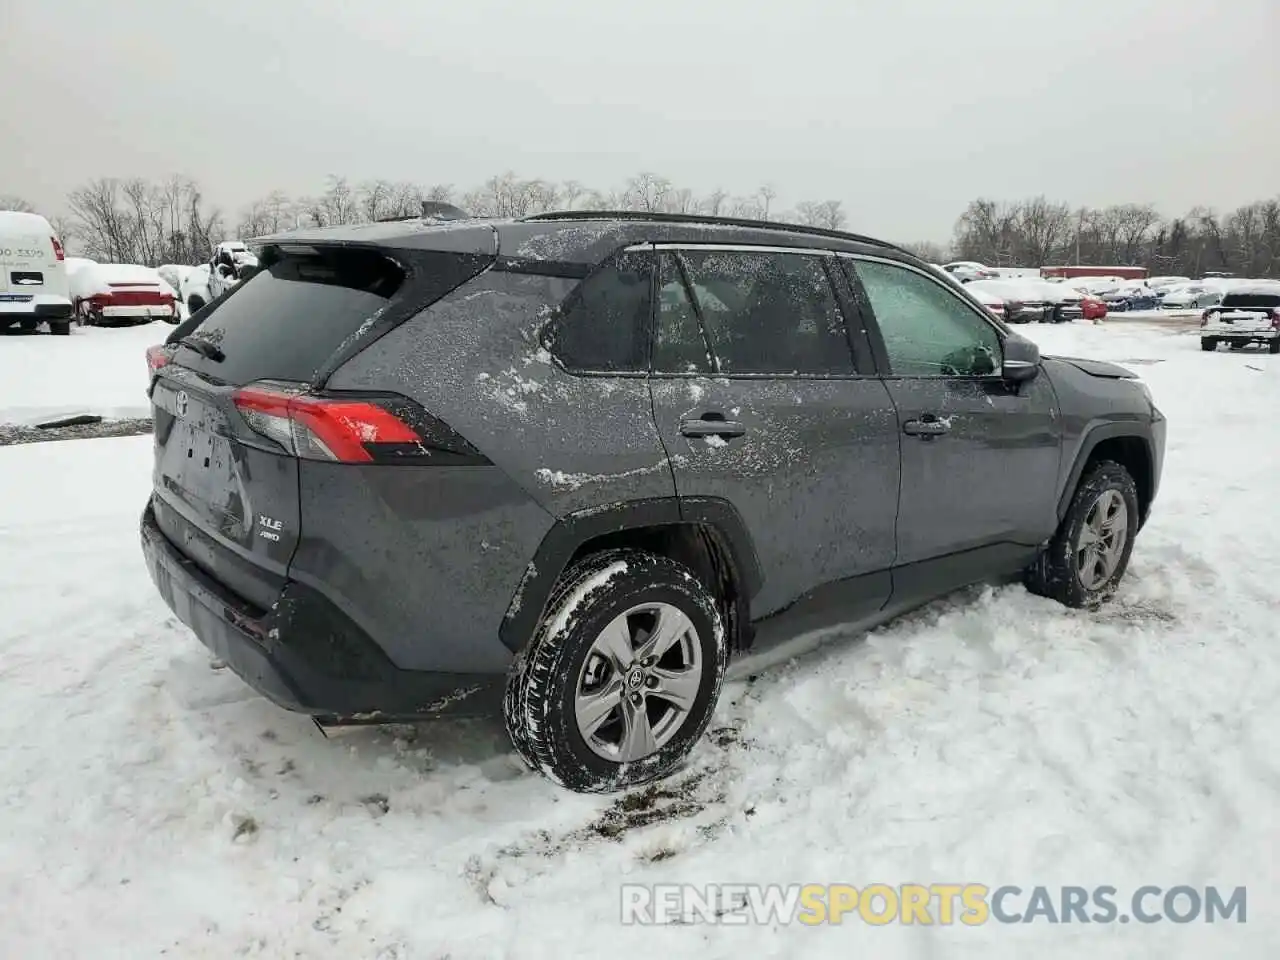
[1159,282,1223,310]
[0,210,73,335]
[942,260,998,283]
[962,277,1054,323]
[1078,292,1108,321]
[1147,276,1191,291]
[1102,282,1160,312]
[141,211,1165,793]
[930,265,1006,320]
[70,262,177,325]
[180,263,213,313]
[208,240,260,300]
[1200,287,1280,352]
[962,282,1007,320]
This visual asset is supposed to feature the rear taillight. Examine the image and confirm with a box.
[232,385,488,465]
[51,237,65,261]
[146,345,171,374]
[1271,310,1280,329]
[1201,309,1211,327]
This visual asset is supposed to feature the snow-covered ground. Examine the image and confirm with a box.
[0,322,165,425]
[1,321,1278,957]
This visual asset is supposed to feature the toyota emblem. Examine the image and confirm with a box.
[175,390,189,417]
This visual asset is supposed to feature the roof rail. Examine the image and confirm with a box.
[520,210,897,251]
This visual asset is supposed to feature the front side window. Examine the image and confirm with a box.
[850,259,1002,377]
[675,249,854,376]
[546,251,651,372]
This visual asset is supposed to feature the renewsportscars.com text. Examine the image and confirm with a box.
[620,883,1248,926]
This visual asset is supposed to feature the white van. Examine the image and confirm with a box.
[0,211,73,334]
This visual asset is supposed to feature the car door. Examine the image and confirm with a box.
[646,244,901,645]
[842,256,1062,594]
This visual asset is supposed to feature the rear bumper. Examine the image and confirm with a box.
[1203,327,1278,339]
[140,501,503,719]
[0,296,73,319]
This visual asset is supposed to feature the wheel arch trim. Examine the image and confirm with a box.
[498,496,762,653]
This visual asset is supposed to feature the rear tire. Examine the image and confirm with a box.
[49,321,71,336]
[1200,338,1218,351]
[1026,461,1140,608]
[504,550,727,793]
[1270,340,1280,355]
[187,295,205,314]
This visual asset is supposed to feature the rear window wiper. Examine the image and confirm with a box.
[177,335,225,363]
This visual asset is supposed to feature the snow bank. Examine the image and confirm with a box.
[0,322,1278,957]
[0,322,162,425]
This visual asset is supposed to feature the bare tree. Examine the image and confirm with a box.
[622,172,671,212]
[0,195,35,213]
[757,184,777,221]
[700,188,729,217]
[794,200,846,230]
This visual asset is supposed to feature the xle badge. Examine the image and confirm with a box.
[258,514,283,542]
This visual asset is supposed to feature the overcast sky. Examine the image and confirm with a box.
[3,0,1277,241]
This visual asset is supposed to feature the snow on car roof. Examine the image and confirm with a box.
[0,210,55,232]
[68,262,174,300]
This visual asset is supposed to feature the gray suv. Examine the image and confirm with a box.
[141,212,1166,792]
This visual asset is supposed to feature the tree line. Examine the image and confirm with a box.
[946,195,1280,279]
[6,178,1278,278]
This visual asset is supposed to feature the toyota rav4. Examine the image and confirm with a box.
[141,212,1166,792]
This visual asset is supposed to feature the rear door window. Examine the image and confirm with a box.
[674,249,855,376]
[177,246,406,385]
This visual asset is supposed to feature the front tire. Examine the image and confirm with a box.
[1270,340,1280,355]
[504,550,727,793]
[1026,461,1140,608]
[1200,338,1218,351]
[49,320,71,336]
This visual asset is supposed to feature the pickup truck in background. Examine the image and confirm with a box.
[1200,287,1280,353]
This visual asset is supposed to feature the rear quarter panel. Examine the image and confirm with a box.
[317,269,677,669]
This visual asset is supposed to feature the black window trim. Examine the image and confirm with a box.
[646,242,869,381]
[838,253,1009,380]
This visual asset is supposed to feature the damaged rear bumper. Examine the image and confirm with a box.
[140,501,503,720]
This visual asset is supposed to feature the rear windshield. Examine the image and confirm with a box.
[177,247,405,384]
[1221,292,1280,310]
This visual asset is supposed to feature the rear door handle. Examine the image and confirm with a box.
[680,417,747,439]
[903,417,950,437]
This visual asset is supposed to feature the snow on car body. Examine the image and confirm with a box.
[70,262,177,325]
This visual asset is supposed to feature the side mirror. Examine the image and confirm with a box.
[1002,333,1040,383]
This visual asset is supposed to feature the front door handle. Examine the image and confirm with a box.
[680,417,747,439]
[903,417,950,437]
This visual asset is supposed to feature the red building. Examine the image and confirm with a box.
[1040,265,1148,280]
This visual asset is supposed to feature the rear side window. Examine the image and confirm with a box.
[675,249,854,376]
[178,247,406,385]
[546,251,651,372]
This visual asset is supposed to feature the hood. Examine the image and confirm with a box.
[1049,356,1138,379]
